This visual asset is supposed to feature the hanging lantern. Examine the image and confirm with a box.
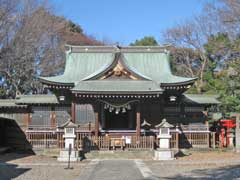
[115,108,120,114]
[104,104,107,109]
[109,107,113,112]
[169,96,176,102]
[122,108,126,113]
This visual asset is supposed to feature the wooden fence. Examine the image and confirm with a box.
[25,131,155,150]
[26,131,58,148]
[179,133,209,148]
[25,130,215,150]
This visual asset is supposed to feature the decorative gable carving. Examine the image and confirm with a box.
[99,61,139,80]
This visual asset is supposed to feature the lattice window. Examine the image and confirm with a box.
[185,107,204,112]
[75,104,95,124]
[55,106,71,127]
[30,106,51,128]
[164,107,180,113]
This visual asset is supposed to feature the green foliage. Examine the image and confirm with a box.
[130,36,158,46]
[67,20,83,33]
[203,33,240,112]
[204,33,232,57]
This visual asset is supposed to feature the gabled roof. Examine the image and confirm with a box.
[183,94,221,104]
[39,46,197,93]
[16,95,59,104]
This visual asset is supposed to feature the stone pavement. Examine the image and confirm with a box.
[77,158,240,180]
[77,159,157,180]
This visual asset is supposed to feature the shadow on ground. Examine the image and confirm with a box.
[0,152,33,180]
[0,163,31,180]
[175,150,191,158]
[161,164,240,180]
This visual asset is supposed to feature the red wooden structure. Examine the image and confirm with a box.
[220,119,236,147]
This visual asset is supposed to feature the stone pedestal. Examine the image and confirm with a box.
[235,115,240,152]
[154,119,175,160]
[57,149,80,162]
[158,134,171,149]
[63,134,76,149]
[229,133,235,147]
[154,149,174,160]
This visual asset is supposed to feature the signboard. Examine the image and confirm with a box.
[125,136,131,144]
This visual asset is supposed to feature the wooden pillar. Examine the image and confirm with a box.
[176,132,179,149]
[95,111,99,136]
[51,111,55,128]
[51,107,56,128]
[180,103,185,122]
[136,104,141,140]
[94,104,100,136]
[160,97,165,119]
[71,102,76,123]
[26,112,31,129]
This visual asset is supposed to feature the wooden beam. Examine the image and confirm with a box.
[71,102,76,123]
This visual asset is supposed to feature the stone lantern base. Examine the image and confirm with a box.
[57,149,80,162]
[154,149,174,160]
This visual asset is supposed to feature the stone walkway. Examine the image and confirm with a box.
[77,159,156,180]
[77,158,240,180]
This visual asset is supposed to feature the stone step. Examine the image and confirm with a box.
[84,150,154,159]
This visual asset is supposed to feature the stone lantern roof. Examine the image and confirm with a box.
[155,119,174,129]
[58,119,78,129]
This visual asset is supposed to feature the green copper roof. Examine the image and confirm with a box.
[40,51,115,84]
[122,52,196,84]
[39,46,197,94]
[72,80,163,94]
[0,99,27,108]
[16,95,59,104]
[183,94,221,104]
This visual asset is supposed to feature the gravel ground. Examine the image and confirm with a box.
[0,164,86,180]
[145,151,240,180]
[0,153,88,180]
[144,163,240,180]
[1,151,240,180]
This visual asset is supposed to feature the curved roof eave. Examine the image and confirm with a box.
[39,76,74,86]
[160,77,198,86]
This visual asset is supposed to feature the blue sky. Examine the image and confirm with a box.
[51,0,207,45]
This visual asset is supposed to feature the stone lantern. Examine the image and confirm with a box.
[154,118,174,160]
[141,119,151,136]
[57,120,79,162]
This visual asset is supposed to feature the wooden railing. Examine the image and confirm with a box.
[180,124,209,131]
[25,131,154,150]
[179,133,209,148]
[25,130,214,150]
[26,131,58,148]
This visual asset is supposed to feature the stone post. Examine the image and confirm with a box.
[235,114,240,152]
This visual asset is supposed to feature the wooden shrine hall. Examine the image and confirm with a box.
[0,45,221,150]
[39,45,219,141]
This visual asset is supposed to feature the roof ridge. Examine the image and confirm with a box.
[65,45,170,53]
